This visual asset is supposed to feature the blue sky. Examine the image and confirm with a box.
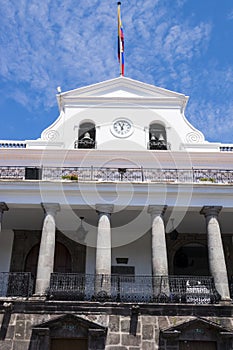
[0,0,233,143]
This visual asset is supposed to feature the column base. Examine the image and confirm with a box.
[29,294,47,301]
[219,297,232,305]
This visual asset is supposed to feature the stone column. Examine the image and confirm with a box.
[95,204,113,297]
[35,203,60,296]
[148,205,169,296]
[201,206,230,301]
[0,202,9,232]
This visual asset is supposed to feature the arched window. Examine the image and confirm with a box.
[74,122,96,149]
[148,123,168,150]
[25,242,72,277]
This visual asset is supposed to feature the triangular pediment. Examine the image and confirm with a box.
[31,313,107,348]
[161,317,233,336]
[58,76,188,101]
[33,313,106,331]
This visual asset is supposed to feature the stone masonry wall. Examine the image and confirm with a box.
[1,310,233,350]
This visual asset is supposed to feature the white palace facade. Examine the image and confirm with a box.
[1,77,233,349]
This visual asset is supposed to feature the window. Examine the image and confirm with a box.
[74,122,96,149]
[149,123,167,150]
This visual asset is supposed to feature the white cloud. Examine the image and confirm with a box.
[0,0,232,143]
[187,99,233,143]
[163,22,211,62]
[0,0,212,110]
[227,10,233,20]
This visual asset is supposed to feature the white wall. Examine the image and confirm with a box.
[86,232,152,276]
[112,232,152,275]
[39,103,205,152]
[48,107,193,151]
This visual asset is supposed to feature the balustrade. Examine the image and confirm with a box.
[0,166,233,184]
[49,273,220,304]
[0,271,221,304]
[0,272,33,297]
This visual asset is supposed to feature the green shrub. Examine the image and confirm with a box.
[199,177,216,183]
[62,174,78,181]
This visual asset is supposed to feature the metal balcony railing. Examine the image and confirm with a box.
[0,272,33,297]
[147,140,171,150]
[0,141,26,148]
[49,274,220,304]
[74,139,96,149]
[1,166,233,184]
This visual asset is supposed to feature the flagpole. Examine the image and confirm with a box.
[117,1,123,76]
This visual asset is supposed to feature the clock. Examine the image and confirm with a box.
[111,119,133,138]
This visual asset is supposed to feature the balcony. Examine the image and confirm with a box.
[148,140,171,150]
[74,139,96,149]
[0,166,233,184]
[0,272,222,304]
[49,274,220,304]
[0,272,33,298]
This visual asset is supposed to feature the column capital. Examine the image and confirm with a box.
[95,204,114,215]
[200,206,222,218]
[0,202,9,212]
[41,203,60,215]
[148,205,167,217]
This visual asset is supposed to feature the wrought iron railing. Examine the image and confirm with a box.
[0,272,33,297]
[220,145,233,152]
[0,141,26,148]
[147,140,171,150]
[74,139,96,149]
[0,139,231,151]
[49,274,220,304]
[1,166,233,184]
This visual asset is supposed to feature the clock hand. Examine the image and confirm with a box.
[119,122,124,130]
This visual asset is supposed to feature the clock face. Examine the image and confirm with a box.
[111,119,133,138]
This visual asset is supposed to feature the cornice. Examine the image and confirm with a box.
[0,181,233,210]
[62,96,187,110]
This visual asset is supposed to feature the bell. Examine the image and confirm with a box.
[82,132,92,140]
[151,134,157,141]
[158,133,165,142]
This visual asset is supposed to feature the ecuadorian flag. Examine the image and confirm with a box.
[118,2,124,76]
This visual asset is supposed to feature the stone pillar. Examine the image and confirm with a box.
[0,202,9,232]
[35,203,60,296]
[148,205,169,296]
[95,204,113,297]
[201,206,230,301]
[0,203,9,295]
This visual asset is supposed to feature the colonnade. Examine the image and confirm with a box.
[0,202,230,300]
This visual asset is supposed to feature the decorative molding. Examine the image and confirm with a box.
[0,202,9,212]
[41,203,60,215]
[148,205,167,217]
[96,204,114,215]
[186,132,203,143]
[42,130,59,141]
[200,206,222,218]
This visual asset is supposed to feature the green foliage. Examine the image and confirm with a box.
[199,177,216,183]
[62,174,78,181]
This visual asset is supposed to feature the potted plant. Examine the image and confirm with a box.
[198,177,216,183]
[62,174,78,181]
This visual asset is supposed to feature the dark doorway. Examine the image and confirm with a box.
[174,244,209,276]
[54,242,72,273]
[25,242,72,277]
[25,244,39,278]
[179,341,217,350]
[50,338,88,350]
